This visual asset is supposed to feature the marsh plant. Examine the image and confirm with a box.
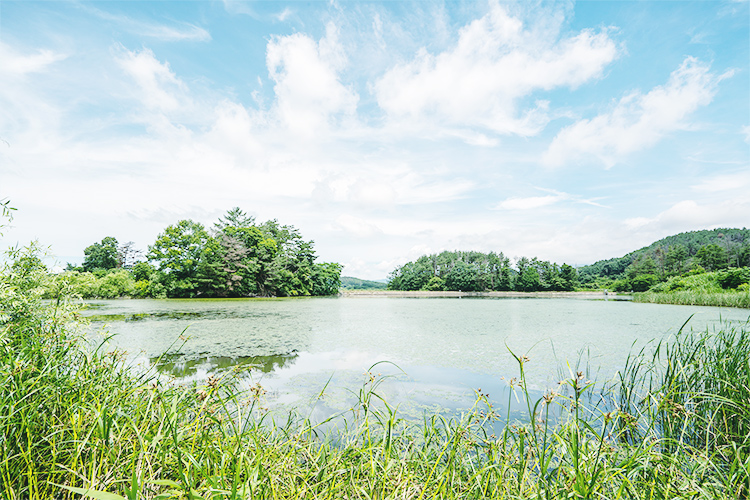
[2,244,750,499]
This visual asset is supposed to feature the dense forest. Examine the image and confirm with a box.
[386,229,750,294]
[577,228,750,291]
[387,251,578,292]
[49,208,342,299]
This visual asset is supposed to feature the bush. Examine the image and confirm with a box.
[717,267,750,289]
[422,276,445,291]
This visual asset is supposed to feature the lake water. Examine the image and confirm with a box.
[84,296,750,421]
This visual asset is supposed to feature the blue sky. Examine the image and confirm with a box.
[1,0,748,279]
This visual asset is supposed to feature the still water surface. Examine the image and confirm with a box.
[84,296,750,420]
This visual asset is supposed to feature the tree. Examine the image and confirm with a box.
[516,257,541,292]
[665,244,688,275]
[311,262,343,295]
[559,264,578,291]
[444,261,480,291]
[214,207,256,231]
[695,244,728,272]
[148,220,211,298]
[82,237,119,272]
[117,241,142,269]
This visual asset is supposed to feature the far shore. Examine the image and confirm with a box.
[340,290,622,298]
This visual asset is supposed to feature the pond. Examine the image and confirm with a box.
[84,296,750,422]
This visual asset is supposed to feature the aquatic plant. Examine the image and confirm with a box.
[2,243,750,499]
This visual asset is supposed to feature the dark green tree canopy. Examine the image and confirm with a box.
[387,251,577,293]
[82,236,120,272]
[140,209,341,298]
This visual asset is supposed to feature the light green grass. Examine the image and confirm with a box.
[2,245,750,499]
[634,290,750,308]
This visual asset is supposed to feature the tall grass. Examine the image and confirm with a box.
[635,290,750,308]
[2,245,750,498]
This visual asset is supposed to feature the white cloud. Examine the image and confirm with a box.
[0,42,66,76]
[84,5,211,42]
[115,47,190,113]
[623,199,750,235]
[140,23,211,42]
[742,125,750,143]
[493,189,607,210]
[276,7,293,22]
[374,2,618,137]
[330,214,383,238]
[497,195,562,210]
[544,57,732,168]
[266,22,359,135]
[691,170,750,192]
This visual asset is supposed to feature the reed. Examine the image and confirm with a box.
[635,290,750,308]
[2,245,750,499]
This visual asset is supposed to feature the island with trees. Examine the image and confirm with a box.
[46,208,342,299]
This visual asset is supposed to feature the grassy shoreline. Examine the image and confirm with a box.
[340,290,614,298]
[634,290,750,308]
[2,248,750,499]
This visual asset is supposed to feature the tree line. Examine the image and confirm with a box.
[577,228,750,292]
[54,208,342,299]
[387,251,578,292]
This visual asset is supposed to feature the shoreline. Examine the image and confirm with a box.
[340,290,620,298]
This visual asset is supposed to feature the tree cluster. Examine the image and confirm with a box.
[387,251,578,292]
[577,228,750,292]
[60,208,342,298]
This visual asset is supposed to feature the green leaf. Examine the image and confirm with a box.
[150,479,181,488]
[52,483,127,500]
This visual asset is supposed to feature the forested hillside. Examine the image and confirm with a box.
[340,276,387,290]
[386,229,750,294]
[578,228,750,291]
[48,208,342,298]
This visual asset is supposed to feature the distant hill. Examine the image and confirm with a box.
[578,228,750,284]
[340,276,388,290]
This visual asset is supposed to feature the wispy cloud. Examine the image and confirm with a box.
[493,189,608,210]
[85,5,211,42]
[0,42,66,76]
[544,57,732,168]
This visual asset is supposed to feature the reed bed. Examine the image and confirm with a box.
[634,290,750,308]
[2,247,750,499]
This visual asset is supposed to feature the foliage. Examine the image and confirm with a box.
[3,258,750,498]
[388,251,576,292]
[53,208,342,299]
[578,228,750,286]
[695,243,729,271]
[636,267,750,308]
[82,236,120,272]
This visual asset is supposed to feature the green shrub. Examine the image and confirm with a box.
[631,274,657,292]
[717,267,750,289]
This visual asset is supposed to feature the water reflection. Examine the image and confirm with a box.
[151,351,300,378]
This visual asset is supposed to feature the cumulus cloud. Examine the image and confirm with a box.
[544,57,732,167]
[374,2,618,137]
[266,22,359,135]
